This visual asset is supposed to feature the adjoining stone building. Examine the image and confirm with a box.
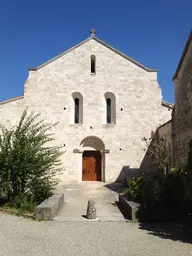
[172,30,192,167]
[0,29,172,183]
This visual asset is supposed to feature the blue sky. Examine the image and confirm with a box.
[0,0,191,103]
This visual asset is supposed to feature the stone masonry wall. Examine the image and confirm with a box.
[0,96,24,128]
[173,38,192,167]
[157,120,172,168]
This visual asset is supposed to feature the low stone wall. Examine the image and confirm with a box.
[35,193,64,220]
[119,194,139,221]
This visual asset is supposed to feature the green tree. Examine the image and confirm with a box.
[0,109,63,207]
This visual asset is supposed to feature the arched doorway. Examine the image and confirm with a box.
[82,151,101,181]
[80,136,105,181]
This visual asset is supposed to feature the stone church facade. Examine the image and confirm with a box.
[0,30,172,183]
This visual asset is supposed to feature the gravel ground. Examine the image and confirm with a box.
[0,213,191,256]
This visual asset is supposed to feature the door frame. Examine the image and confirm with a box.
[82,150,102,181]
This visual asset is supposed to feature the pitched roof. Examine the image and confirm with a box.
[172,30,192,80]
[161,100,174,109]
[28,36,158,72]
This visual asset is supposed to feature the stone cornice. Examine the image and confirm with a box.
[0,95,24,105]
[161,100,174,109]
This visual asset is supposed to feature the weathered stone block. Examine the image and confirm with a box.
[35,193,64,220]
[119,194,139,222]
[86,200,97,219]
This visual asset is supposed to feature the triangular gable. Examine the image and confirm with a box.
[28,36,157,72]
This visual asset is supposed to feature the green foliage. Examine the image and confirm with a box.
[124,172,165,204]
[8,194,36,213]
[124,141,192,217]
[124,166,192,208]
[170,167,184,174]
[0,108,63,211]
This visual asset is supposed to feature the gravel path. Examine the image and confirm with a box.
[0,213,191,256]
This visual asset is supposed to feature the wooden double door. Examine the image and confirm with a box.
[82,151,101,181]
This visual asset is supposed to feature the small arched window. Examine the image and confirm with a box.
[104,92,116,124]
[106,98,111,124]
[91,55,96,74]
[74,98,80,124]
[72,92,83,124]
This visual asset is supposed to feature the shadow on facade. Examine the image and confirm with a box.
[114,130,162,184]
[115,166,139,183]
[114,125,170,184]
[114,155,157,184]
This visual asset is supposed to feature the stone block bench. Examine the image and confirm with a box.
[35,193,64,220]
[119,194,140,222]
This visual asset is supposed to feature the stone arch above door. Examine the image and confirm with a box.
[80,136,105,151]
[80,136,105,181]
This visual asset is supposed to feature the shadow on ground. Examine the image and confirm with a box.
[104,182,125,193]
[111,201,130,220]
[104,182,130,220]
[138,221,192,243]
[105,183,192,243]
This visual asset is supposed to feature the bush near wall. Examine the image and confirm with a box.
[124,167,192,220]
[124,137,192,220]
[124,132,192,219]
[0,109,63,213]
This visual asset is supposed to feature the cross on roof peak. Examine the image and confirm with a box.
[90,28,96,37]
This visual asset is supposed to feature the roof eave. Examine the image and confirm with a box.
[161,100,174,109]
[0,95,24,105]
[28,67,37,71]
[28,36,158,72]
[172,30,192,81]
[92,37,157,72]
[28,37,92,71]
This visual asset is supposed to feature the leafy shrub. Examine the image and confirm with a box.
[0,109,63,210]
[124,172,165,204]
[124,167,192,209]
[164,170,186,207]
[124,141,192,216]
[10,194,36,213]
